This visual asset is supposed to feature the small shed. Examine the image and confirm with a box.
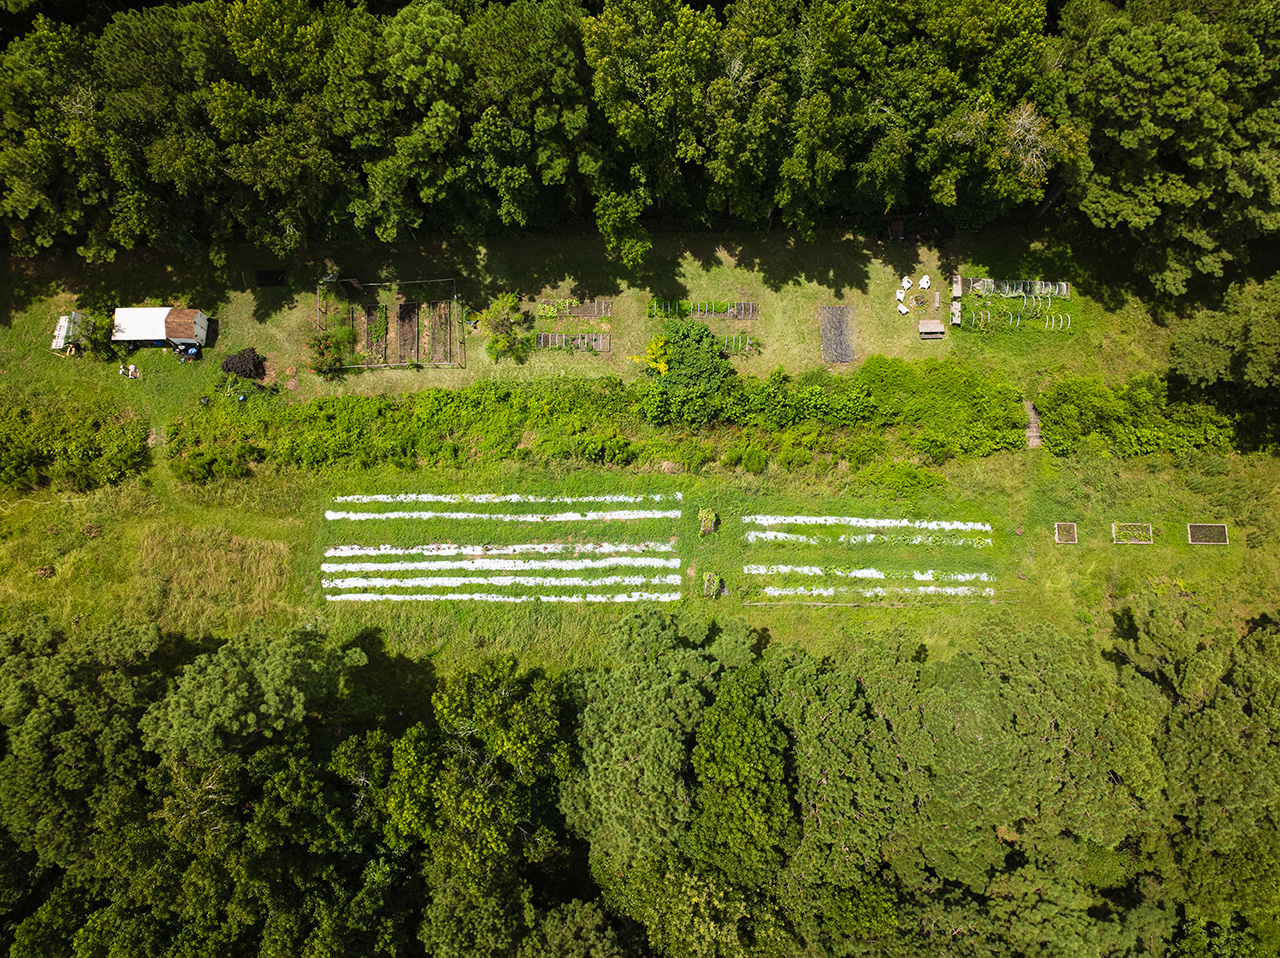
[112,307,209,347]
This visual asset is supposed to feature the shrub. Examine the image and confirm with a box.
[0,391,148,491]
[742,446,767,474]
[1037,374,1233,457]
[76,310,127,362]
[855,460,945,498]
[169,443,263,484]
[777,444,811,472]
[306,332,348,380]
[481,293,535,364]
[221,347,266,380]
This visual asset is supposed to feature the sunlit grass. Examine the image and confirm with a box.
[2,446,1274,673]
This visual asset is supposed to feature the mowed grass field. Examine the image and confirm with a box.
[0,225,1269,671]
[1,448,1273,673]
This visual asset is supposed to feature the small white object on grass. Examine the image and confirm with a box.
[902,276,913,289]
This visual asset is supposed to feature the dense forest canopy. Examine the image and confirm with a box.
[3,0,1280,953]
[0,607,1277,956]
[1,0,1277,295]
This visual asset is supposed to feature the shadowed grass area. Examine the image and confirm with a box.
[1,222,1174,415]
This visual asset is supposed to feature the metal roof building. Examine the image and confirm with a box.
[112,307,209,346]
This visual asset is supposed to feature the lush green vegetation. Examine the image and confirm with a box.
[1,608,1276,956]
[3,0,1280,936]
[0,388,150,490]
[2,0,1277,297]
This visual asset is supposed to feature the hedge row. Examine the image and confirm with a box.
[163,358,1030,481]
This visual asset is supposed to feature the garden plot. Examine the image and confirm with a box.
[397,302,419,363]
[323,493,685,603]
[740,513,996,603]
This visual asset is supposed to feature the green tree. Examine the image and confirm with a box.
[0,620,171,872]
[582,0,719,259]
[681,667,797,889]
[515,900,628,958]
[1064,3,1280,297]
[0,18,106,258]
[1171,271,1280,398]
[638,320,735,426]
[141,629,366,765]
[563,614,748,880]
[388,658,568,886]
[480,293,536,364]
[458,0,600,230]
[344,0,466,242]
[701,0,796,224]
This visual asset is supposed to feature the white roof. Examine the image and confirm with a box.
[113,307,171,340]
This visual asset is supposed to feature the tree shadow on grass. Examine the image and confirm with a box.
[0,256,65,328]
[676,229,877,296]
[336,627,438,738]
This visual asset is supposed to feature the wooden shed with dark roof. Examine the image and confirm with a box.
[111,306,209,347]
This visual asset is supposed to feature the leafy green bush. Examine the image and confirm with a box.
[742,446,767,474]
[306,329,352,380]
[168,443,263,484]
[777,443,810,472]
[639,321,735,427]
[481,293,535,364]
[1037,374,1234,457]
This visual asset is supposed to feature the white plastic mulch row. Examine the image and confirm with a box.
[325,541,676,558]
[762,585,995,598]
[326,510,682,523]
[743,515,992,532]
[322,556,681,573]
[326,591,684,603]
[744,530,992,548]
[323,574,684,589]
[333,493,681,504]
[742,565,992,582]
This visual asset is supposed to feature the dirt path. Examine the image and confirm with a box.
[1025,400,1042,448]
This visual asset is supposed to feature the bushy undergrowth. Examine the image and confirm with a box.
[1037,374,1235,457]
[0,391,149,491]
[164,355,1028,482]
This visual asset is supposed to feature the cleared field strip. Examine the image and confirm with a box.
[323,591,682,603]
[321,557,681,572]
[745,530,992,547]
[742,515,992,532]
[325,541,675,557]
[324,493,684,603]
[742,514,996,602]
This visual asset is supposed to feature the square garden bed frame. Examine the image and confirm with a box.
[1112,523,1154,544]
[1188,523,1229,545]
[1055,522,1077,544]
